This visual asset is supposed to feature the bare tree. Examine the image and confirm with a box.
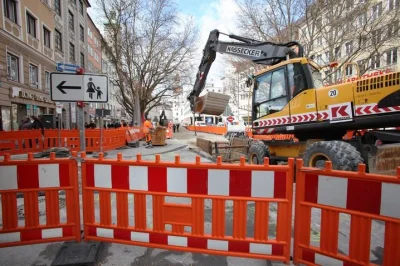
[235,0,400,85]
[299,0,400,84]
[98,0,198,124]
[235,0,303,42]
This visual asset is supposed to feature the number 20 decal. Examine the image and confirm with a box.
[329,89,338,98]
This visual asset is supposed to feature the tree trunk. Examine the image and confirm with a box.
[133,90,141,126]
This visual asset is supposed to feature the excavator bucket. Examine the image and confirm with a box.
[194,92,230,115]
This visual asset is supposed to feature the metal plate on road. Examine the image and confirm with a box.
[50,72,108,103]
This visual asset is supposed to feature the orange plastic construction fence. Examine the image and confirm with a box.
[294,159,400,266]
[81,153,294,263]
[0,130,44,155]
[186,126,227,135]
[43,129,80,151]
[0,127,145,155]
[0,152,81,247]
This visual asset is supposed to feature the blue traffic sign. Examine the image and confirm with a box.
[56,63,80,72]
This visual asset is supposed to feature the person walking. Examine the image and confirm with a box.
[143,117,153,148]
[176,123,180,132]
[173,123,176,133]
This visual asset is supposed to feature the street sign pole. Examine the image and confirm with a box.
[78,102,85,152]
[100,105,104,154]
[58,113,61,147]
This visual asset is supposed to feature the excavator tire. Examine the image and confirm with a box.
[249,142,269,165]
[303,141,363,171]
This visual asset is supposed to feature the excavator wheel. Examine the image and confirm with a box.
[303,141,363,171]
[249,142,270,165]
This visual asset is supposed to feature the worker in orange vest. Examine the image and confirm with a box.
[143,117,153,148]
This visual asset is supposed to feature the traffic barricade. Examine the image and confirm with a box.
[127,127,143,140]
[0,152,81,247]
[294,159,400,265]
[102,129,126,152]
[43,129,80,151]
[81,153,294,262]
[0,130,43,155]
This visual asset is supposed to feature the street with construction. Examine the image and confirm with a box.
[0,128,394,266]
[1,0,400,265]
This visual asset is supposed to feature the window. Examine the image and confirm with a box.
[372,2,383,20]
[317,54,322,65]
[27,12,36,38]
[255,72,271,103]
[371,54,381,69]
[80,25,84,41]
[388,20,399,38]
[359,35,368,48]
[386,48,398,65]
[79,0,84,15]
[54,0,61,16]
[345,41,353,55]
[270,69,286,99]
[255,68,288,118]
[4,0,18,23]
[345,65,353,76]
[372,29,382,45]
[45,71,50,92]
[55,29,62,51]
[43,27,51,48]
[70,0,76,6]
[80,53,85,68]
[29,64,38,88]
[315,18,322,29]
[389,0,399,9]
[357,60,366,73]
[69,42,75,62]
[346,0,354,9]
[7,53,19,82]
[358,13,367,27]
[68,11,74,32]
[335,46,341,58]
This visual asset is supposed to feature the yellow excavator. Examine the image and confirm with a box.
[188,30,400,171]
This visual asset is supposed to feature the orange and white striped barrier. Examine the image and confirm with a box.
[81,153,294,262]
[0,153,81,247]
[294,160,400,265]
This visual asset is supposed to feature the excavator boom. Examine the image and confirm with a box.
[188,29,303,116]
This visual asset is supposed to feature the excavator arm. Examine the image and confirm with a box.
[187,29,303,115]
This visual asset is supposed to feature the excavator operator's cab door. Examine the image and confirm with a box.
[252,67,290,123]
[288,63,318,125]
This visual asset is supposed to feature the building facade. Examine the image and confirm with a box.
[86,14,101,73]
[53,0,90,128]
[297,0,400,83]
[0,0,60,130]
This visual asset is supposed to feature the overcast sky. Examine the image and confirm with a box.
[88,0,240,87]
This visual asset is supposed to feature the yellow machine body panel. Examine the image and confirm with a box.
[252,58,400,133]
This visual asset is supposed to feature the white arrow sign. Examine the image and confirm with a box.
[51,72,108,103]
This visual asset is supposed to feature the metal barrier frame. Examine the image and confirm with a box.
[81,153,294,263]
[0,153,81,247]
[294,159,400,266]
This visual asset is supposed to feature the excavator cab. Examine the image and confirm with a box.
[252,58,315,122]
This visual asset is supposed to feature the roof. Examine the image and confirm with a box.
[87,14,102,37]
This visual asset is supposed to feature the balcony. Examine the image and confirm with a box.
[27,34,40,50]
[4,17,21,39]
[44,46,53,59]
